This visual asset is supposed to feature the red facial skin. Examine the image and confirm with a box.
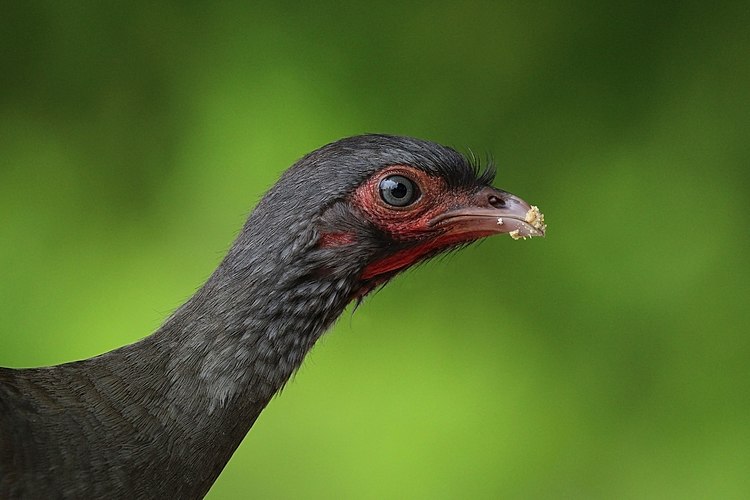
[355,166,486,280]
[317,165,543,291]
[321,165,486,281]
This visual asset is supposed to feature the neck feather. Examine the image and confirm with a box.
[91,222,359,495]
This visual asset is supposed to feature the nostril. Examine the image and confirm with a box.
[488,195,506,208]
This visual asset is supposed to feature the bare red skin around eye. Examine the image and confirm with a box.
[353,166,480,279]
[352,166,454,240]
[316,165,484,282]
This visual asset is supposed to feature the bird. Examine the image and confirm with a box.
[0,134,545,499]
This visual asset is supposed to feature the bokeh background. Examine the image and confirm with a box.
[2,1,749,498]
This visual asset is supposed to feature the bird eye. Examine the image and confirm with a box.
[379,175,420,207]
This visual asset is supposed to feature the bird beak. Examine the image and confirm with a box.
[428,187,546,241]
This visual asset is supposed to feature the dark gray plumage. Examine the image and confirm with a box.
[0,135,544,498]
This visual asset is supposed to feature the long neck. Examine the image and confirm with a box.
[121,238,354,492]
[27,226,360,497]
[161,254,354,409]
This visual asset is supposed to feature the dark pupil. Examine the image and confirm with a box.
[390,181,408,199]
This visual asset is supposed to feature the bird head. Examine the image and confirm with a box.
[231,135,544,304]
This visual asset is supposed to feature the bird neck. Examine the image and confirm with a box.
[89,236,357,493]
[160,262,353,413]
[36,221,362,496]
[119,226,355,465]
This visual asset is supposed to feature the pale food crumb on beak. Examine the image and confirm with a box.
[525,205,546,232]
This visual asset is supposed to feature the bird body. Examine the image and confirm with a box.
[0,135,544,498]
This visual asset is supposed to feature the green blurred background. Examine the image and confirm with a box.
[2,1,749,498]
